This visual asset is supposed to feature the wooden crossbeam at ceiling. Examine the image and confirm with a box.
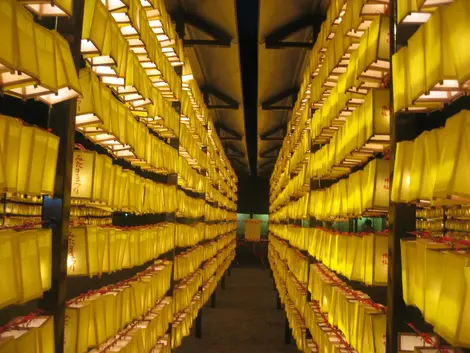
[201,85,239,110]
[261,87,299,111]
[260,123,286,141]
[225,144,245,158]
[216,123,242,141]
[259,158,275,169]
[173,10,232,47]
[264,13,325,49]
[259,144,281,158]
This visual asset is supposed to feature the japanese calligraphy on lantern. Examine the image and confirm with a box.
[71,151,95,199]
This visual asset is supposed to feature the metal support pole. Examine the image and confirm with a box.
[284,315,292,344]
[221,274,226,290]
[195,309,202,338]
[38,2,85,353]
[211,291,216,308]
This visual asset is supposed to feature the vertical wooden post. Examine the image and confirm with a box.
[195,309,202,338]
[221,274,226,290]
[39,2,85,353]
[387,2,418,352]
[211,291,216,308]
[284,315,292,344]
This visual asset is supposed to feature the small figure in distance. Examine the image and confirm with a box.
[363,219,375,233]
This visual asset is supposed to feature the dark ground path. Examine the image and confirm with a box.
[176,267,298,353]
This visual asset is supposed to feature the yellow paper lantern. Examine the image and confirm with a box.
[362,159,389,213]
[363,233,388,286]
[434,251,470,346]
[0,230,19,308]
[0,329,37,353]
[356,16,390,89]
[64,303,91,353]
[14,230,43,303]
[444,0,470,89]
[391,140,414,203]
[18,316,54,353]
[0,0,39,90]
[37,229,52,291]
[434,110,470,202]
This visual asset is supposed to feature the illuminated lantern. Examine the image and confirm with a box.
[0,230,19,308]
[421,128,445,202]
[362,159,389,214]
[391,141,414,203]
[37,229,52,291]
[359,88,390,152]
[0,1,39,90]
[16,316,54,353]
[356,16,390,89]
[434,111,470,203]
[75,68,105,127]
[67,227,88,276]
[0,329,37,352]
[444,0,470,89]
[14,230,43,302]
[415,8,462,105]
[435,251,470,346]
[363,233,388,286]
[64,303,91,353]
[0,116,21,193]
[400,239,416,306]
[423,247,447,326]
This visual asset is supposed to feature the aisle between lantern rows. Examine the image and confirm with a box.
[176,267,298,353]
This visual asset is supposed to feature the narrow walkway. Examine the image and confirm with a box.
[176,268,298,353]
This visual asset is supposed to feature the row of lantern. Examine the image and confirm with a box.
[172,250,234,349]
[205,204,237,222]
[203,234,236,263]
[0,229,51,310]
[269,235,309,285]
[82,0,180,104]
[1,0,81,105]
[393,0,470,113]
[65,224,236,278]
[173,270,202,317]
[392,109,470,204]
[270,14,390,200]
[401,237,470,347]
[270,226,388,286]
[0,116,59,197]
[271,158,389,222]
[66,225,174,277]
[174,234,234,281]
[76,68,209,177]
[268,245,316,353]
[71,149,233,215]
[174,238,235,316]
[202,240,236,282]
[71,150,177,213]
[268,242,307,318]
[270,87,390,212]
[309,88,390,176]
[308,263,386,353]
[0,315,54,353]
[65,261,172,353]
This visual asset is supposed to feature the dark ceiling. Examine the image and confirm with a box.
[165,0,328,179]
